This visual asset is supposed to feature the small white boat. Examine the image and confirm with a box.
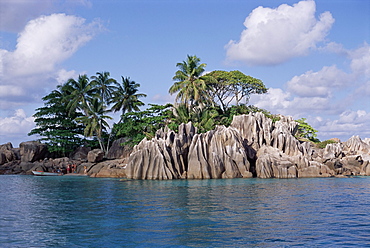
[32,171,63,176]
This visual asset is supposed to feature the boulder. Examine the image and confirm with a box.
[70,147,91,161]
[0,142,17,165]
[126,123,196,180]
[89,159,126,178]
[187,125,253,179]
[255,146,306,179]
[322,143,343,162]
[87,149,104,163]
[19,141,48,162]
[343,135,370,154]
[231,113,307,157]
[107,138,132,159]
[298,166,321,178]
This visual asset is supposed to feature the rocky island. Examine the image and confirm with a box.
[1,112,370,179]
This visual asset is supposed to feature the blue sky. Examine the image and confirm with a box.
[0,0,369,147]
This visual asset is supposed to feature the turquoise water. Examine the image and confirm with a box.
[1,176,370,247]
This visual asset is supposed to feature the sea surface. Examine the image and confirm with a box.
[1,175,370,247]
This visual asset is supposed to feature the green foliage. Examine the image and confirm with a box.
[316,139,337,149]
[114,104,173,146]
[213,104,279,127]
[170,104,219,133]
[169,55,214,108]
[28,89,86,157]
[109,76,147,119]
[207,70,268,112]
[29,71,147,154]
[295,118,319,142]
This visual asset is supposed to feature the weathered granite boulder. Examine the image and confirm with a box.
[187,125,253,179]
[343,135,370,155]
[230,113,307,157]
[87,149,104,163]
[322,143,343,162]
[126,123,196,179]
[107,138,132,159]
[19,141,48,162]
[89,159,126,178]
[255,145,310,178]
[70,147,91,161]
[0,143,18,165]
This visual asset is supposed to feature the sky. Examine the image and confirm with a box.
[0,0,369,147]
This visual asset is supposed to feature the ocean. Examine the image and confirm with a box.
[1,175,370,247]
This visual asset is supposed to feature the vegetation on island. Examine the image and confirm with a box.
[29,55,322,157]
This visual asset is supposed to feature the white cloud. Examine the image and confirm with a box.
[313,110,370,140]
[0,109,35,137]
[349,43,370,78]
[286,65,352,98]
[225,0,334,66]
[249,41,370,141]
[0,13,101,110]
[2,13,100,77]
[56,69,80,85]
[249,88,291,114]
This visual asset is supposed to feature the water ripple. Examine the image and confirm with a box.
[1,176,370,247]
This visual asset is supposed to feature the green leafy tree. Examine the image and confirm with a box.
[295,118,319,142]
[169,55,215,109]
[28,86,85,157]
[207,70,268,112]
[114,104,173,146]
[170,103,218,133]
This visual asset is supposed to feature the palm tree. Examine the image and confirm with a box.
[90,71,118,104]
[169,55,215,109]
[110,76,147,122]
[64,74,97,115]
[76,97,112,153]
[171,103,218,133]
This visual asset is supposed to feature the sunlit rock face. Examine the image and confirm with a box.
[5,113,370,179]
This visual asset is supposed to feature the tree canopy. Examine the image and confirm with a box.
[206,70,268,112]
[30,55,275,153]
[29,72,147,156]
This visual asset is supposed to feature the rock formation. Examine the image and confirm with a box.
[3,113,370,179]
[0,141,127,177]
[19,141,48,162]
[125,112,370,180]
[126,123,196,179]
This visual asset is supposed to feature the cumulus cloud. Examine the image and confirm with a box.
[2,13,100,77]
[0,109,34,136]
[250,42,370,141]
[286,65,352,98]
[349,43,370,78]
[313,110,370,140]
[0,13,101,109]
[249,88,291,114]
[225,0,334,66]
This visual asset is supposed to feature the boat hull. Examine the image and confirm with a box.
[32,171,63,176]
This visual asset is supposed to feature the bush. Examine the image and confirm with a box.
[316,139,337,149]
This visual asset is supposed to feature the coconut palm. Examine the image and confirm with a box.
[90,71,118,104]
[169,55,215,109]
[76,97,112,153]
[64,74,97,115]
[110,76,147,121]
